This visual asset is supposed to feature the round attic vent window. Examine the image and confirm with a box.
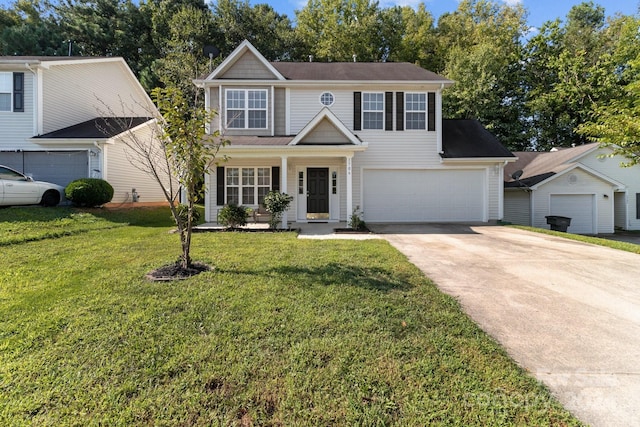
[320,92,335,106]
[568,174,578,184]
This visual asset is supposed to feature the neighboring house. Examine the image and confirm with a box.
[195,40,515,226]
[503,142,640,234]
[0,56,168,204]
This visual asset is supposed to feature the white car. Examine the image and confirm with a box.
[0,165,65,207]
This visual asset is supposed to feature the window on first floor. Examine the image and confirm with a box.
[225,89,267,129]
[225,167,271,205]
[405,93,426,130]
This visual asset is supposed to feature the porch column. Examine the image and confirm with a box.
[281,156,288,229]
[346,155,353,222]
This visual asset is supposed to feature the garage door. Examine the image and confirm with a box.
[363,169,485,222]
[0,151,88,187]
[550,194,595,234]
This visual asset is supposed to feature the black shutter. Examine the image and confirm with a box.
[396,92,404,131]
[636,193,640,219]
[13,72,24,113]
[272,166,280,191]
[216,167,225,205]
[353,92,361,131]
[385,92,393,131]
[428,92,436,131]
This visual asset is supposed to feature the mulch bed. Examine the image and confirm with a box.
[145,262,212,281]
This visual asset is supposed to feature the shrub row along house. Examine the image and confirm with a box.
[2,41,639,233]
[0,56,168,204]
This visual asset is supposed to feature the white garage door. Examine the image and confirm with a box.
[550,194,595,234]
[363,169,485,222]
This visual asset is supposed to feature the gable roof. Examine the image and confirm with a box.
[204,40,285,81]
[289,108,361,146]
[32,117,152,139]
[504,143,600,187]
[441,119,515,159]
[271,62,450,82]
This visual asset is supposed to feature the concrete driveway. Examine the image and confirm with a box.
[370,224,640,427]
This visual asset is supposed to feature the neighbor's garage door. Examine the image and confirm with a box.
[550,194,595,234]
[0,151,88,187]
[363,169,485,222]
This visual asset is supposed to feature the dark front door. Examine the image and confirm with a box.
[307,168,329,220]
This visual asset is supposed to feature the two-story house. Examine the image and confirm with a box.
[0,56,168,204]
[195,40,515,227]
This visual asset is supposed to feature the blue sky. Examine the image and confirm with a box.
[262,0,639,30]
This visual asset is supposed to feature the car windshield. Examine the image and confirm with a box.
[0,166,28,181]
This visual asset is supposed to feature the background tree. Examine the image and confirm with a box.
[212,0,300,61]
[151,4,216,103]
[524,2,623,150]
[0,0,67,55]
[578,16,640,165]
[435,0,530,151]
[295,0,393,62]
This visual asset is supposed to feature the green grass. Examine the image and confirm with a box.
[511,225,640,254]
[0,208,581,426]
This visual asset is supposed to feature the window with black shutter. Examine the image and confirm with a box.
[385,92,393,131]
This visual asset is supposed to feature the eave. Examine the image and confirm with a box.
[441,157,518,164]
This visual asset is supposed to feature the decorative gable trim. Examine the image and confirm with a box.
[205,40,285,81]
[289,107,362,146]
[529,163,625,191]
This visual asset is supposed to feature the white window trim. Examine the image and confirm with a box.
[224,89,268,129]
[225,166,272,206]
[319,92,335,107]
[0,72,13,112]
[362,92,384,130]
[405,92,427,130]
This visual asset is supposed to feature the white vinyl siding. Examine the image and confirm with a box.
[504,190,531,225]
[42,60,153,134]
[225,89,267,129]
[362,92,383,129]
[0,71,34,149]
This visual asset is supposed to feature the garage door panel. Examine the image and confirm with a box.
[550,194,594,234]
[363,170,485,222]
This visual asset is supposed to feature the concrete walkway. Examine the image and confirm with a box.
[370,224,640,427]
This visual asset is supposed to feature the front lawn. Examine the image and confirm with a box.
[0,207,581,425]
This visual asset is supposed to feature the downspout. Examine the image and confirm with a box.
[24,64,38,136]
[436,83,444,155]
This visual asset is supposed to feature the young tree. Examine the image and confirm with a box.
[99,87,226,275]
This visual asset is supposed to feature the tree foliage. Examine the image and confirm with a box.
[1,0,640,153]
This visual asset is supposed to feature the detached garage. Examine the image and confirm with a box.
[550,194,596,235]
[363,169,486,222]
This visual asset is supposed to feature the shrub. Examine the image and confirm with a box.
[218,204,249,228]
[348,206,367,231]
[263,191,293,229]
[65,178,114,207]
[172,204,201,226]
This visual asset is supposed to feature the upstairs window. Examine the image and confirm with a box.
[0,72,23,112]
[225,89,267,129]
[0,73,12,111]
[405,93,426,130]
[362,92,384,129]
